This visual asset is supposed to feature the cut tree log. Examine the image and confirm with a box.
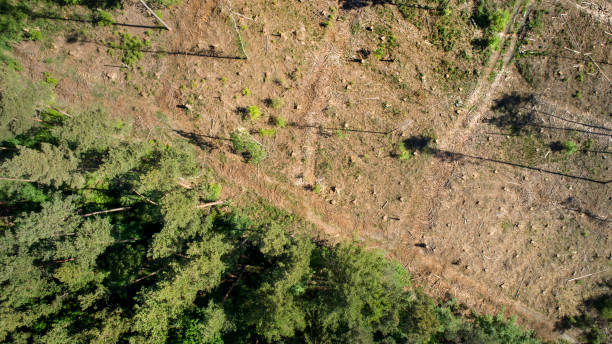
[567,269,610,283]
[138,0,172,31]
[197,200,226,208]
[82,207,131,217]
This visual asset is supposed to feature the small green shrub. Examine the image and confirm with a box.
[147,0,180,7]
[515,59,536,87]
[204,182,221,201]
[321,7,336,27]
[573,90,582,100]
[472,2,510,55]
[350,21,361,35]
[398,148,411,161]
[432,17,461,52]
[489,10,510,33]
[527,9,547,33]
[373,47,384,60]
[265,98,284,109]
[312,184,321,194]
[241,87,250,96]
[575,73,584,82]
[597,296,612,320]
[273,116,286,128]
[95,10,115,26]
[108,32,150,67]
[373,27,399,59]
[43,72,57,85]
[487,35,501,50]
[258,128,275,137]
[562,140,578,154]
[26,30,42,41]
[247,105,261,120]
[230,129,266,164]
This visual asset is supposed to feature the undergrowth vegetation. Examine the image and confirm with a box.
[473,0,510,50]
[108,32,150,67]
[230,129,266,164]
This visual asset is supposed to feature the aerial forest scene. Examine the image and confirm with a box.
[0,0,610,343]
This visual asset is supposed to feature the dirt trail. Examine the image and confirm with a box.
[439,0,534,151]
[299,44,341,185]
[297,15,355,186]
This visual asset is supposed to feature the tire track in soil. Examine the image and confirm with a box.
[294,16,350,186]
[389,1,577,341]
[299,46,340,185]
[439,0,534,151]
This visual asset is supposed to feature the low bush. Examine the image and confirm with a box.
[321,7,336,27]
[265,97,284,110]
[562,140,578,154]
[43,71,57,85]
[26,30,42,41]
[258,128,275,137]
[247,105,261,120]
[272,115,286,128]
[230,129,266,164]
[108,32,149,67]
[94,10,115,26]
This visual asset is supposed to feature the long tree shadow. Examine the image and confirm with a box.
[21,3,243,60]
[401,135,611,185]
[35,13,166,30]
[485,93,612,137]
[339,0,434,11]
[59,32,245,59]
[449,151,611,184]
[288,122,389,135]
[560,197,611,223]
[143,48,244,59]
[91,40,244,60]
[552,54,612,67]
[532,108,612,132]
[340,0,385,9]
[2,3,161,29]
[549,141,612,155]
[173,129,229,152]
[51,0,121,9]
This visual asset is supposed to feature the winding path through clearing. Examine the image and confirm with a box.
[439,0,535,151]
